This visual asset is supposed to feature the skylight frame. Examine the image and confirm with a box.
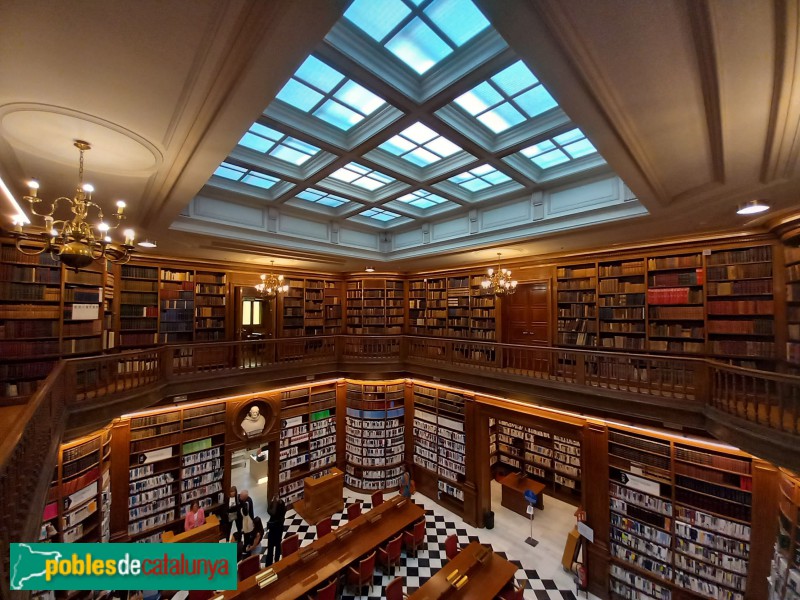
[317,161,411,203]
[432,163,525,203]
[383,188,461,218]
[284,187,363,217]
[209,161,294,201]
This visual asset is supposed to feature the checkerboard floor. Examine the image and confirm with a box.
[260,497,579,600]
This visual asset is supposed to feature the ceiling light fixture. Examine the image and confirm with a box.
[137,239,157,248]
[737,199,770,215]
[9,140,138,269]
[365,266,375,273]
[255,260,289,298]
[481,253,518,296]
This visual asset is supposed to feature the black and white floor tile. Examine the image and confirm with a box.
[259,497,580,600]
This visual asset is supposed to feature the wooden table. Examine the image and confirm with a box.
[225,495,424,599]
[408,541,518,600]
[499,472,545,516]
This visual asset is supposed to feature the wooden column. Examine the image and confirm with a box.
[472,401,492,528]
[583,422,610,597]
[109,419,131,541]
[747,458,780,600]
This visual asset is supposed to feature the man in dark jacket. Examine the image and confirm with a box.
[264,495,287,566]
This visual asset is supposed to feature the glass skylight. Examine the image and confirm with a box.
[397,189,450,209]
[213,162,280,190]
[379,122,462,166]
[359,207,402,222]
[275,55,387,131]
[454,60,558,133]
[329,163,395,191]
[294,188,351,208]
[344,0,490,75]
[238,123,321,166]
[449,164,512,191]
[521,128,598,169]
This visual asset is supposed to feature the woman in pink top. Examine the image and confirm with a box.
[184,501,205,531]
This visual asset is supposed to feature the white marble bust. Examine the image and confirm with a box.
[241,405,266,437]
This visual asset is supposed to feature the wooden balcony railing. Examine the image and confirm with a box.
[2,334,800,596]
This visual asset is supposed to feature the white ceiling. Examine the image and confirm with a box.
[1,0,798,273]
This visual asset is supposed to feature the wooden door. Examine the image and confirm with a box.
[502,281,550,345]
[234,286,275,340]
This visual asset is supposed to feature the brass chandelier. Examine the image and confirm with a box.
[481,253,518,296]
[256,261,289,297]
[10,140,136,270]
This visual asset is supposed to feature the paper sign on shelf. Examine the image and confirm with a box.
[619,471,660,496]
[577,521,594,543]
[71,303,99,320]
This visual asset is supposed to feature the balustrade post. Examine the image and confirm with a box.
[576,353,586,385]
[62,361,78,406]
[694,361,710,406]
[160,346,174,382]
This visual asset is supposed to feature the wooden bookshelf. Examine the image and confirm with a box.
[647,253,705,355]
[599,258,646,351]
[281,278,305,338]
[706,246,775,363]
[62,261,104,358]
[303,279,325,337]
[557,263,597,347]
[0,243,62,399]
[118,264,159,349]
[195,270,227,342]
[470,274,497,341]
[39,426,112,545]
[323,280,342,334]
[607,428,754,600]
[447,275,471,339]
[159,267,194,344]
[408,279,427,335]
[411,383,469,516]
[344,381,405,491]
[278,382,337,505]
[785,247,800,366]
[125,402,226,542]
[346,279,405,335]
[768,470,800,600]
[491,417,582,505]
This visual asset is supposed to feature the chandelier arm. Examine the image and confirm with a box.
[14,238,47,256]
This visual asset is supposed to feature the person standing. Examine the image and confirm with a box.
[184,501,205,531]
[264,494,287,566]
[220,486,239,541]
[399,469,413,499]
[238,489,255,535]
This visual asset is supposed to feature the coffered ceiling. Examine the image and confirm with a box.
[0,1,798,272]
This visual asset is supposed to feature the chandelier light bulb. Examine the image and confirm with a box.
[123,229,135,245]
[82,183,94,193]
[116,200,126,215]
[49,228,58,237]
[27,180,39,194]
[98,222,110,232]
[104,235,112,243]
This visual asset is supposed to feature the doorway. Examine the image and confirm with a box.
[502,281,550,345]
[235,286,275,340]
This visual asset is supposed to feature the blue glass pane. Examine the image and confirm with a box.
[349,163,370,175]
[405,147,440,166]
[491,60,538,96]
[449,172,470,183]
[483,170,510,184]
[270,145,310,165]
[317,195,346,207]
[239,132,274,153]
[531,149,570,169]
[554,128,583,145]
[520,140,555,158]
[403,122,437,144]
[454,81,502,115]
[461,178,491,192]
[297,190,322,201]
[284,137,320,155]
[515,86,558,118]
[470,164,494,176]
[214,164,246,180]
[563,139,597,158]
[249,123,282,140]
[411,197,436,208]
[354,176,384,191]
[381,135,416,155]
[386,17,453,75]
[373,211,400,221]
[371,171,394,184]
[425,192,448,204]
[425,0,490,46]
[242,173,278,189]
[477,102,525,132]
[344,0,411,42]
[294,56,344,92]
[330,167,359,183]
[313,100,364,130]
[334,81,385,115]
[425,136,461,157]
[276,79,324,112]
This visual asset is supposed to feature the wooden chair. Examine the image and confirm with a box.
[370,490,384,507]
[377,533,403,576]
[346,501,362,520]
[315,516,332,539]
[385,576,408,600]
[345,550,376,595]
[307,578,337,600]
[236,554,261,581]
[281,533,300,557]
[497,579,526,600]
[402,517,426,557]
[444,534,459,560]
